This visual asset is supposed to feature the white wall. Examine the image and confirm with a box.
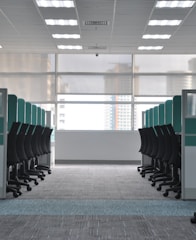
[55,130,141,162]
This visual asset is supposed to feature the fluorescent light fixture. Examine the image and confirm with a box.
[36,0,74,8]
[57,45,83,50]
[142,34,171,39]
[148,20,182,26]
[138,46,163,50]
[52,34,80,39]
[45,19,78,26]
[0,45,2,48]
[156,1,195,8]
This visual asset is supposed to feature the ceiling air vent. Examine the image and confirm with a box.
[84,20,109,26]
[87,46,107,50]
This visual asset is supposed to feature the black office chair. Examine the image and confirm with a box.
[16,123,39,186]
[7,122,32,196]
[23,124,45,181]
[150,125,168,186]
[138,127,157,178]
[162,124,181,199]
[151,124,173,188]
[35,126,52,174]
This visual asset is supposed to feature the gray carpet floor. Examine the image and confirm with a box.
[1,164,196,240]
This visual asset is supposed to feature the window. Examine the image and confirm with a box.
[57,95,132,130]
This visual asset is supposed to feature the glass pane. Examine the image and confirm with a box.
[57,94,132,102]
[0,74,55,101]
[134,104,159,130]
[58,54,132,73]
[0,54,55,72]
[57,103,131,130]
[134,75,194,95]
[135,55,196,73]
[57,75,132,94]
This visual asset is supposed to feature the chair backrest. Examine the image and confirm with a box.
[16,123,29,161]
[7,122,21,165]
[24,124,36,159]
[160,124,173,163]
[154,125,165,160]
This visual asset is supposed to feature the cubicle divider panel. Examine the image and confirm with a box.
[8,94,17,131]
[18,98,25,123]
[173,95,181,133]
[32,105,37,125]
[0,89,8,199]
[149,108,153,127]
[143,108,154,166]
[153,106,159,126]
[41,109,45,126]
[25,102,32,124]
[158,104,164,125]
[37,107,41,125]
[145,109,150,127]
[165,100,172,125]
[182,90,196,200]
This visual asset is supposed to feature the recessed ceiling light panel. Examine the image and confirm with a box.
[45,19,78,26]
[156,1,195,8]
[52,34,80,39]
[36,0,74,8]
[57,45,83,50]
[142,34,171,39]
[138,46,163,50]
[148,20,182,26]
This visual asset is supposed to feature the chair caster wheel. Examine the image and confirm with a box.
[163,191,168,197]
[17,191,22,196]
[191,217,196,224]
[35,181,39,185]
[175,193,181,199]
[48,170,52,174]
[141,173,145,178]
[157,186,161,191]
[27,185,32,191]
[137,167,140,172]
[38,175,44,180]
[13,192,19,198]
[151,182,156,187]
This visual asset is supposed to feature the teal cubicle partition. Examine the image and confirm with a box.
[149,108,153,127]
[18,98,25,123]
[153,106,159,126]
[41,109,45,126]
[165,100,172,125]
[158,104,165,125]
[173,95,181,133]
[182,90,196,199]
[145,106,159,127]
[145,109,150,127]
[25,102,32,124]
[37,107,41,125]
[32,105,37,125]
[8,94,17,131]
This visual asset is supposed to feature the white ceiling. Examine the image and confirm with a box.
[0,0,196,54]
